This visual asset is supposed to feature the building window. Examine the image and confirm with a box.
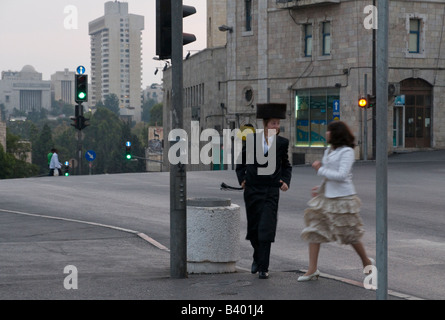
[295,88,339,147]
[409,19,420,53]
[245,0,252,32]
[304,24,313,57]
[321,22,331,56]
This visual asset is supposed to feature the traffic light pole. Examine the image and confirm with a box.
[76,103,83,176]
[170,0,187,279]
[376,0,389,300]
[363,74,368,161]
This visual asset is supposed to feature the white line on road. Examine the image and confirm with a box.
[0,208,170,252]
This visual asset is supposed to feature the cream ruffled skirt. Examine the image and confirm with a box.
[300,183,365,245]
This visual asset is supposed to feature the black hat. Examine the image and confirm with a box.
[256,103,287,119]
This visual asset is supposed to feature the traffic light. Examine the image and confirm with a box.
[358,97,368,108]
[367,94,376,108]
[75,74,88,103]
[125,141,132,160]
[79,115,90,130]
[70,116,79,129]
[64,161,70,176]
[156,0,197,60]
[70,115,89,130]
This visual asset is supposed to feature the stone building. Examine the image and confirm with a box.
[0,65,51,118]
[162,0,445,170]
[143,83,163,105]
[162,47,227,171]
[50,68,76,105]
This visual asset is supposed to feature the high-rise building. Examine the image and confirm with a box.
[89,1,144,122]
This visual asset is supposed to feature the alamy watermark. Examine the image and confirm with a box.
[63,265,78,290]
[363,5,378,30]
[64,5,78,30]
[168,121,276,175]
[363,265,378,290]
[64,4,377,31]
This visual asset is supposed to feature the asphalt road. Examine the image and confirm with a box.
[0,150,444,300]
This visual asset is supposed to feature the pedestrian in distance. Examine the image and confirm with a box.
[47,148,55,176]
[49,148,63,176]
[298,121,374,282]
[236,103,292,279]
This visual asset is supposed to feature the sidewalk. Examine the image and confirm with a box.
[0,210,410,301]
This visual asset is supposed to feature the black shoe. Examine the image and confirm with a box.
[258,271,269,279]
[251,261,259,274]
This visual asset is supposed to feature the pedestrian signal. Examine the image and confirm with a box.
[64,161,70,176]
[367,94,376,108]
[125,141,132,160]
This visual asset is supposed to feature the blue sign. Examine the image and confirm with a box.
[77,65,86,74]
[85,150,96,162]
[394,95,405,106]
[333,100,340,120]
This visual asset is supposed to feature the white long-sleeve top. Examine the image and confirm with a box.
[49,152,62,169]
[317,146,356,198]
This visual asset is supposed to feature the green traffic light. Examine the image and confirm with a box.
[78,92,86,100]
[65,172,69,176]
[126,154,132,160]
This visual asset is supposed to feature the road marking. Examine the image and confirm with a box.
[295,269,424,300]
[0,208,169,252]
[0,208,426,299]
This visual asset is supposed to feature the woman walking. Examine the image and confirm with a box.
[298,121,373,281]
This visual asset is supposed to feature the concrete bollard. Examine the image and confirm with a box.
[187,198,240,274]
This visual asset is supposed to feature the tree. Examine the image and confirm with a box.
[0,103,6,121]
[149,103,163,126]
[104,94,120,116]
[0,144,14,179]
[51,99,74,117]
[83,107,123,174]
[141,98,157,123]
[53,123,77,169]
[0,134,39,179]
[121,121,145,173]
[6,129,32,162]
[32,123,54,174]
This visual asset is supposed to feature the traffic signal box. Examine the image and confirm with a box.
[75,74,88,103]
[70,103,90,131]
[358,97,368,108]
[156,0,196,60]
[367,94,376,108]
[64,161,70,176]
[125,141,132,160]
[358,95,376,108]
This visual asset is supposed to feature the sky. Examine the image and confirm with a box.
[0,0,207,88]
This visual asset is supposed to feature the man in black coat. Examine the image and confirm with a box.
[236,103,292,279]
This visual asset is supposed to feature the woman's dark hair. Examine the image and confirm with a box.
[327,121,356,149]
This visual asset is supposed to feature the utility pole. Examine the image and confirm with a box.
[72,72,89,175]
[364,74,368,160]
[372,0,377,160]
[170,0,187,279]
[77,104,82,176]
[376,0,389,300]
